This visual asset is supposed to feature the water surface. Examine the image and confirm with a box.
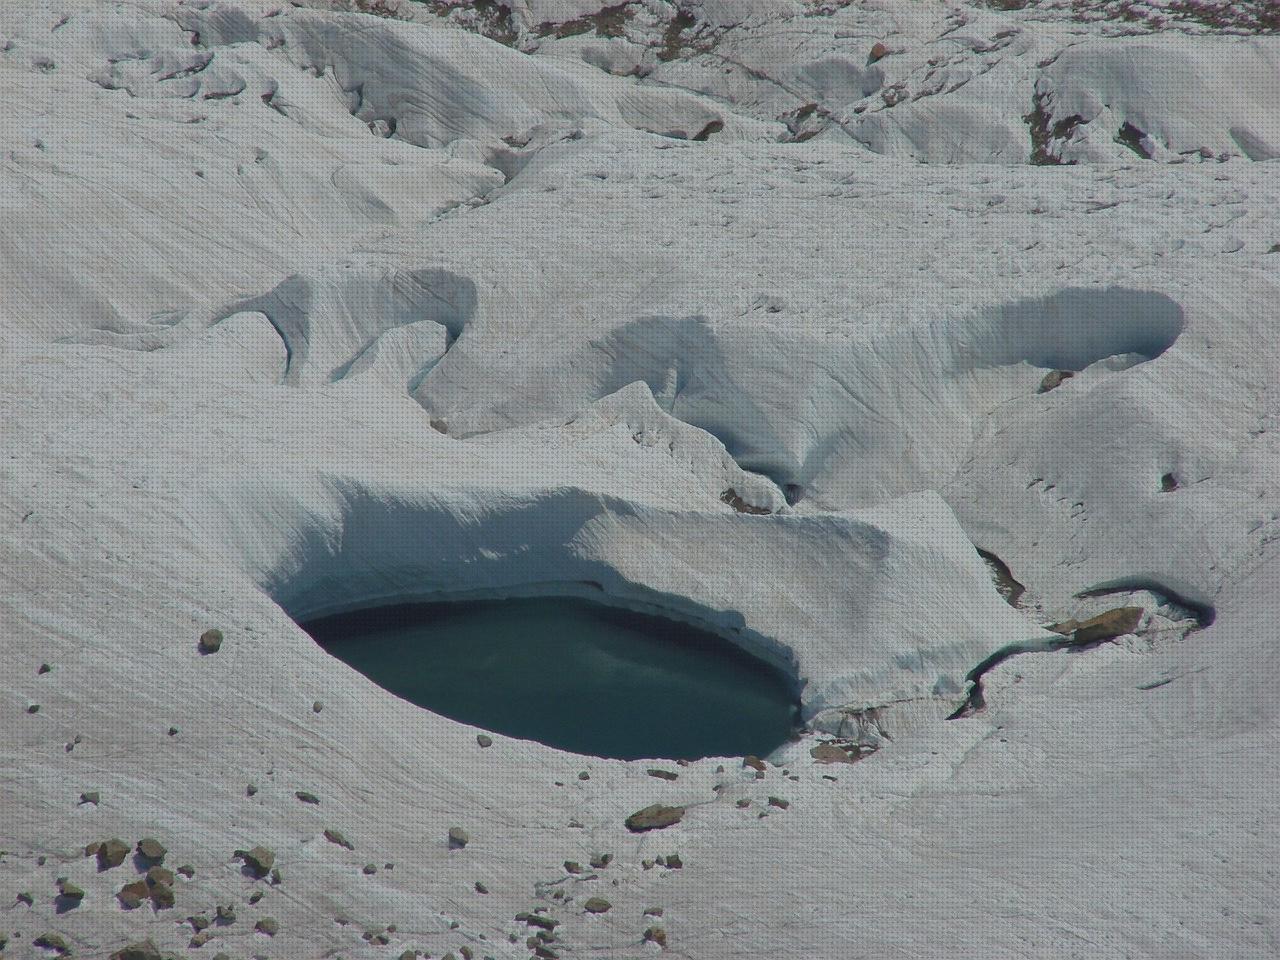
[303,596,798,760]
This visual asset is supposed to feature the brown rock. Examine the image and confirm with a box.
[647,768,678,781]
[198,628,223,654]
[742,755,766,772]
[644,925,669,948]
[149,881,175,909]
[625,803,685,832]
[117,880,150,909]
[768,796,790,809]
[110,940,161,960]
[810,742,857,765]
[97,837,130,870]
[255,917,279,936]
[236,845,275,878]
[324,828,354,850]
[448,827,469,849]
[515,912,559,931]
[1037,369,1075,394]
[583,897,611,913]
[476,734,493,747]
[868,40,889,63]
[1072,606,1144,644]
[136,837,166,862]
[145,866,175,888]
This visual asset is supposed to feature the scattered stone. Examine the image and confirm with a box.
[647,768,678,781]
[38,662,51,674]
[583,897,611,913]
[644,906,664,916]
[363,863,378,875]
[190,931,214,947]
[665,853,683,869]
[33,933,70,954]
[150,881,175,909]
[625,803,685,832]
[461,947,474,960]
[641,859,655,870]
[644,926,669,948]
[295,791,320,804]
[190,915,211,931]
[79,790,100,805]
[1160,471,1180,493]
[577,771,590,780]
[1050,607,1144,644]
[255,917,279,936]
[742,755,766,772]
[246,783,258,797]
[475,881,489,894]
[448,827,470,850]
[56,879,84,901]
[178,864,195,878]
[270,867,282,885]
[312,700,323,713]
[167,726,179,736]
[736,798,751,808]
[515,912,559,931]
[235,845,275,878]
[17,890,34,905]
[198,628,224,654]
[248,891,263,904]
[110,942,161,960]
[1037,369,1075,394]
[137,837,166,862]
[146,866,175,888]
[117,879,149,908]
[216,904,236,921]
[324,828,354,850]
[676,759,690,767]
[590,852,613,869]
[768,796,790,809]
[810,742,857,765]
[26,703,40,714]
[868,40,889,63]
[564,860,583,874]
[476,733,493,748]
[97,837,130,869]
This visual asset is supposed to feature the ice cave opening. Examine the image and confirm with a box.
[302,596,801,761]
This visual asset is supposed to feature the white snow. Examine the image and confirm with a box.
[3,0,1280,957]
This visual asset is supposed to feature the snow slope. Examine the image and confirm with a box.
[2,1,1279,957]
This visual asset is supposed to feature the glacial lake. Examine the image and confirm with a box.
[303,596,799,761]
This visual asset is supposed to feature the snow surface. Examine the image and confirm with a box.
[2,0,1280,957]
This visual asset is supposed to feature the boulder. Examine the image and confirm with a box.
[583,897,612,913]
[97,838,130,870]
[625,804,685,832]
[197,629,223,654]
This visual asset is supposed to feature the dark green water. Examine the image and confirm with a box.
[303,596,798,761]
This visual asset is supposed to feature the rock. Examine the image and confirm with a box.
[85,841,102,857]
[235,845,275,878]
[1037,369,1075,394]
[324,828,354,850]
[644,906,664,916]
[149,881,175,908]
[255,917,279,936]
[768,796,790,809]
[515,912,559,931]
[810,742,857,764]
[146,865,175,887]
[664,853,683,869]
[136,837,166,861]
[448,827,469,849]
[190,931,214,947]
[641,859,655,869]
[312,700,323,713]
[109,940,161,960]
[117,879,149,908]
[295,790,320,804]
[97,837,130,869]
[38,662,51,674]
[742,755,766,772]
[736,798,752,808]
[564,860,583,874]
[216,903,236,921]
[270,867,282,884]
[868,40,889,63]
[590,852,613,869]
[475,881,489,894]
[248,891,263,903]
[167,726,178,736]
[190,915,211,931]
[26,703,40,714]
[625,803,685,832]
[1072,606,1145,644]
[79,790,100,805]
[177,864,195,878]
[577,771,590,780]
[583,897,612,913]
[644,925,669,947]
[56,879,84,901]
[476,733,493,748]
[363,863,377,875]
[647,768,678,781]
[198,628,224,654]
[246,783,258,796]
